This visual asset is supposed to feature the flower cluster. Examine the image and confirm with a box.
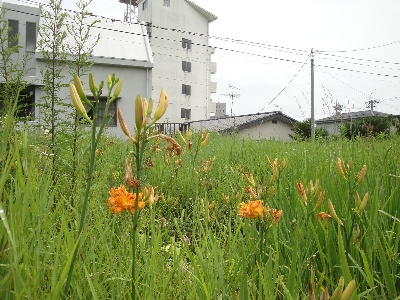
[238,200,283,225]
[336,158,367,184]
[107,186,146,214]
[296,179,325,209]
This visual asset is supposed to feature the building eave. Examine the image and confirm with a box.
[185,0,218,22]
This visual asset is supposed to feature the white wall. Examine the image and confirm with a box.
[238,119,293,141]
[138,0,216,123]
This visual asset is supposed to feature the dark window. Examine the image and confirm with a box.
[26,22,36,52]
[0,85,35,119]
[272,119,277,124]
[163,0,170,7]
[8,19,19,48]
[86,97,117,126]
[182,38,192,50]
[142,0,148,10]
[17,86,35,119]
[182,61,191,72]
[181,108,191,119]
[181,84,191,96]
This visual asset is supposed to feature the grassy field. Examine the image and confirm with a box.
[1,110,399,299]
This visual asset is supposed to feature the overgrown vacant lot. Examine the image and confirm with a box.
[1,124,399,298]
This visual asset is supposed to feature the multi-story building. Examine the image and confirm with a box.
[0,0,153,137]
[136,0,218,123]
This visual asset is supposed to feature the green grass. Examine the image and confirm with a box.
[1,113,399,299]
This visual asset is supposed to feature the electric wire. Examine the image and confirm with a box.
[317,40,400,53]
[257,52,311,113]
[5,2,400,79]
[5,0,400,117]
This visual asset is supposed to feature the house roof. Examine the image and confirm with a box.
[185,0,218,22]
[189,111,297,133]
[316,110,391,124]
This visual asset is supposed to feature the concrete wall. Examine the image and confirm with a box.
[238,119,293,141]
[138,0,217,123]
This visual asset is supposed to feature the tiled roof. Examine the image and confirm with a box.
[316,110,391,123]
[189,111,297,132]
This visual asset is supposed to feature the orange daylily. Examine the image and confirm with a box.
[107,186,145,214]
[238,200,264,219]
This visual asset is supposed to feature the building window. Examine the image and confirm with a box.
[181,108,191,119]
[272,120,277,124]
[26,22,36,52]
[182,38,192,50]
[0,85,35,120]
[142,0,148,10]
[163,0,170,7]
[182,61,191,72]
[86,96,117,126]
[8,19,19,48]
[181,84,191,96]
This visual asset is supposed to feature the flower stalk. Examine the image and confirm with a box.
[64,73,121,297]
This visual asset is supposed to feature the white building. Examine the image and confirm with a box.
[0,0,153,137]
[136,0,218,123]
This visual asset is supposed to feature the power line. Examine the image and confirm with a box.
[317,40,400,53]
[12,0,310,57]
[315,52,400,71]
[257,53,311,113]
[316,51,400,66]
[6,0,400,79]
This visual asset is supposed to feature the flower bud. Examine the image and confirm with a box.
[200,130,209,147]
[336,158,345,178]
[111,78,122,101]
[107,74,112,90]
[330,276,344,300]
[147,98,154,116]
[135,95,144,132]
[296,180,307,205]
[357,165,367,183]
[98,80,104,94]
[153,89,168,121]
[357,192,368,214]
[340,279,356,300]
[69,84,92,123]
[244,172,255,187]
[73,74,90,106]
[328,199,343,225]
[354,192,361,208]
[117,108,132,139]
[186,129,192,141]
[89,73,97,95]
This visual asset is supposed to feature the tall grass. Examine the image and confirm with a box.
[0,110,399,298]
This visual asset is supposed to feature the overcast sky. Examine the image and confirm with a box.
[18,0,400,120]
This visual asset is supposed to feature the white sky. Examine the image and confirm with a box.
[15,0,400,120]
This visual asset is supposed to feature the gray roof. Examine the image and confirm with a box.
[189,111,297,132]
[185,0,218,22]
[316,110,391,124]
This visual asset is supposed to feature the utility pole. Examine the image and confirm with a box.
[310,49,315,141]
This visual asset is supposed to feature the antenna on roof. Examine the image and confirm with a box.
[119,0,138,22]
[220,84,240,117]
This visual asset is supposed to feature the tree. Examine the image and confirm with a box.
[37,0,68,181]
[290,119,329,141]
[65,0,100,203]
[340,116,392,139]
[0,8,29,117]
